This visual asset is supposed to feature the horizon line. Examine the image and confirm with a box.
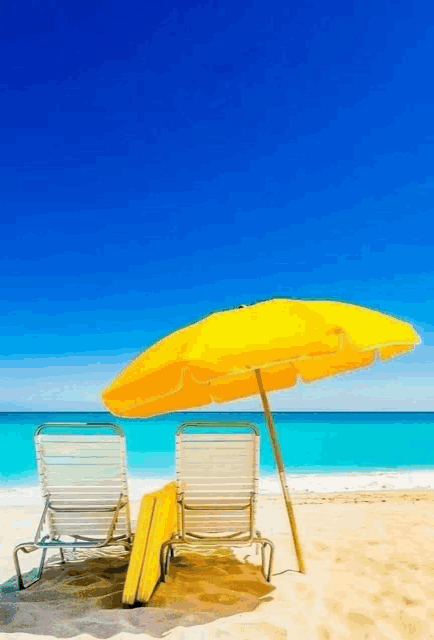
[1,410,434,414]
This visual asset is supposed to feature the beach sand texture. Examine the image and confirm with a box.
[1,491,434,639]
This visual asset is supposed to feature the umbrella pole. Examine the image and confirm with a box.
[254,369,306,574]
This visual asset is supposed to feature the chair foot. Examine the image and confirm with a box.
[13,544,47,590]
[120,539,133,552]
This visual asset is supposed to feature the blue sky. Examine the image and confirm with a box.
[1,0,434,411]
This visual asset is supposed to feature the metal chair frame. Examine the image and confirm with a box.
[160,422,274,582]
[13,423,133,590]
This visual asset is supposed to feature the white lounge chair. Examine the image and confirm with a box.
[160,422,274,582]
[13,423,132,590]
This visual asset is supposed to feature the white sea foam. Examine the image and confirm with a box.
[260,469,434,494]
[0,485,44,507]
[127,475,175,500]
[0,476,174,507]
[2,470,434,506]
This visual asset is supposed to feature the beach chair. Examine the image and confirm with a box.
[13,423,132,590]
[160,422,274,582]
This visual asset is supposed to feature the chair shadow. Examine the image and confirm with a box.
[0,549,275,638]
[272,568,300,576]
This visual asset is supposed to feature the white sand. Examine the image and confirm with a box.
[2,490,434,639]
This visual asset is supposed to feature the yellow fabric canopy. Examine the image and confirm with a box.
[102,299,420,418]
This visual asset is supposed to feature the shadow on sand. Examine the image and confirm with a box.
[0,549,275,638]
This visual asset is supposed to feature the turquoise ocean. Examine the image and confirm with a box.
[1,412,434,497]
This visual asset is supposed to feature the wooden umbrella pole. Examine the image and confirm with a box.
[254,369,306,574]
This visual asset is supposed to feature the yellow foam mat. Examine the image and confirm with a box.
[122,481,177,605]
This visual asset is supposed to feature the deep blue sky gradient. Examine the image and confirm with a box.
[1,0,434,409]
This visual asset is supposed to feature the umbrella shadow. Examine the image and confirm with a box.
[0,549,275,638]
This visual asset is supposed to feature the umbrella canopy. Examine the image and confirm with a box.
[102,299,421,573]
[103,299,419,417]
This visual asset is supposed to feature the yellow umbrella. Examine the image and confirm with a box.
[102,299,421,573]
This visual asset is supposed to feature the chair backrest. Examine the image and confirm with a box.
[35,423,130,541]
[176,422,259,538]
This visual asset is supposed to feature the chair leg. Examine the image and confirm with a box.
[164,546,171,577]
[13,544,48,590]
[255,530,261,555]
[260,539,275,582]
[59,548,66,564]
[160,542,171,583]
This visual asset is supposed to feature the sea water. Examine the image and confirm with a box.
[1,411,434,503]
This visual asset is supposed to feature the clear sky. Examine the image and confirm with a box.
[1,0,434,411]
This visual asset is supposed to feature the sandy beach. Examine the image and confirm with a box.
[1,489,434,639]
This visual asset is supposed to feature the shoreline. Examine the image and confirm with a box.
[1,409,434,413]
[3,468,434,507]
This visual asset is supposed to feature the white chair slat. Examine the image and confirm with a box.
[42,467,123,481]
[39,435,121,442]
[178,466,254,476]
[180,475,253,480]
[45,480,125,488]
[183,528,250,535]
[181,433,254,440]
[179,454,254,462]
[181,442,254,449]
[179,446,254,455]
[183,513,250,519]
[183,489,253,496]
[50,490,123,499]
[53,526,126,537]
[51,513,127,522]
[40,442,121,452]
[184,486,254,492]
